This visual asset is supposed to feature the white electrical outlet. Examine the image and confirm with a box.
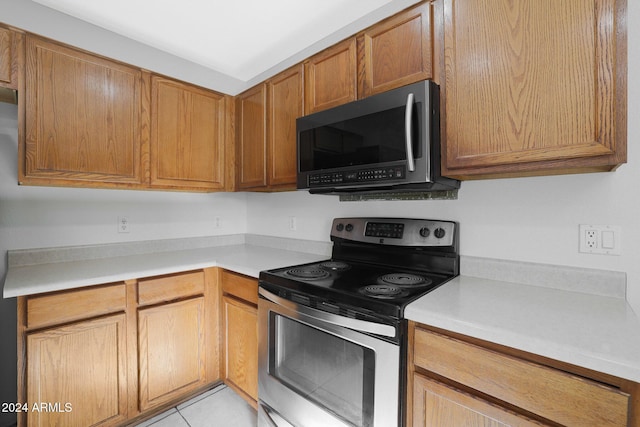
[214,217,221,228]
[288,216,297,231]
[118,216,130,233]
[579,225,621,255]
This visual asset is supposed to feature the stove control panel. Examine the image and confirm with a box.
[331,217,457,247]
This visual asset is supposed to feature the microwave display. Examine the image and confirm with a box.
[298,104,421,173]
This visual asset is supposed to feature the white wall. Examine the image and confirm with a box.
[247,2,640,316]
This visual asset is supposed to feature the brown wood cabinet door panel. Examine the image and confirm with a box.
[0,27,12,85]
[24,36,144,184]
[236,84,267,189]
[27,283,126,329]
[267,64,303,188]
[223,295,258,402]
[305,38,357,114]
[221,270,258,305]
[414,328,630,427]
[151,77,226,190]
[27,314,128,427]
[138,297,207,410]
[359,2,433,97]
[442,0,623,174]
[413,374,546,427]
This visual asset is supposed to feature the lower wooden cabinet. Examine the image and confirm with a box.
[407,323,636,427]
[138,297,207,411]
[26,314,129,427]
[220,270,259,406]
[18,269,220,427]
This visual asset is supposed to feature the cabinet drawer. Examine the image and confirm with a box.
[138,271,204,306]
[221,270,258,305]
[27,283,126,329]
[413,328,630,427]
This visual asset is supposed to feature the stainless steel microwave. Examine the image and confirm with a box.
[296,80,459,194]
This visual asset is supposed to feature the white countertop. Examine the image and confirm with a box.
[4,238,640,384]
[3,243,327,298]
[405,275,640,383]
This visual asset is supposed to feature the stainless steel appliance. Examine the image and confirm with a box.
[258,217,460,427]
[296,80,459,194]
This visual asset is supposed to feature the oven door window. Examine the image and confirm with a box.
[269,313,375,427]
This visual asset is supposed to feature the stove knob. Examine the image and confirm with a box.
[345,223,354,232]
[434,227,446,239]
[336,223,344,232]
[419,227,430,237]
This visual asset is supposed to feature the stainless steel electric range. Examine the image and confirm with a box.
[257,217,459,427]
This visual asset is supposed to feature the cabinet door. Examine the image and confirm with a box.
[23,36,145,186]
[305,38,357,114]
[236,84,267,189]
[151,77,226,190]
[27,314,129,427]
[440,0,625,178]
[267,64,303,188]
[0,27,14,87]
[413,375,546,427]
[358,2,432,97]
[138,297,207,410]
[223,295,258,403]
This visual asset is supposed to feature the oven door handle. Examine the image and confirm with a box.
[259,287,397,338]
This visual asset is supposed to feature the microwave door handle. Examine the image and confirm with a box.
[405,92,416,172]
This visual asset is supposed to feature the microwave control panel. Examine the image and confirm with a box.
[308,166,406,187]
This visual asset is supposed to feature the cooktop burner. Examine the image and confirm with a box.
[319,261,350,271]
[284,267,330,280]
[359,284,410,299]
[377,273,431,288]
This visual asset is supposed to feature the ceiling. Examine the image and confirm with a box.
[32,0,397,83]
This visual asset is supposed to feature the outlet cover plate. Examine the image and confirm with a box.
[579,224,621,255]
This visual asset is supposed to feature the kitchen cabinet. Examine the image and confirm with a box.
[21,283,131,427]
[236,83,267,189]
[150,76,229,191]
[438,0,627,179]
[221,270,258,407]
[304,38,357,114]
[407,323,635,427]
[0,25,21,91]
[22,35,148,188]
[17,269,220,427]
[236,64,303,191]
[357,2,432,97]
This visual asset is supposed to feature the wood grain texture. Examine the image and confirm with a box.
[221,270,258,306]
[27,314,129,427]
[305,38,357,113]
[222,295,258,404]
[24,35,144,185]
[413,374,546,427]
[138,297,207,411]
[203,268,221,383]
[150,76,226,190]
[440,0,626,177]
[267,64,303,189]
[358,2,432,97]
[137,270,205,306]
[414,328,630,427]
[0,27,13,85]
[236,83,268,189]
[27,283,126,329]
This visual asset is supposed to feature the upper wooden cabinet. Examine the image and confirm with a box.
[358,2,433,97]
[0,25,21,91]
[150,76,227,191]
[304,38,357,114]
[22,35,147,187]
[267,64,303,189]
[236,64,303,191]
[439,0,627,179]
[236,83,267,189]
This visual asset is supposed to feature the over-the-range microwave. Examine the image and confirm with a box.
[296,80,459,194]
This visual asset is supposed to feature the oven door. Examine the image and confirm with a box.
[258,287,400,427]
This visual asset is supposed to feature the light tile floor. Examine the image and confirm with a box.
[135,385,257,427]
